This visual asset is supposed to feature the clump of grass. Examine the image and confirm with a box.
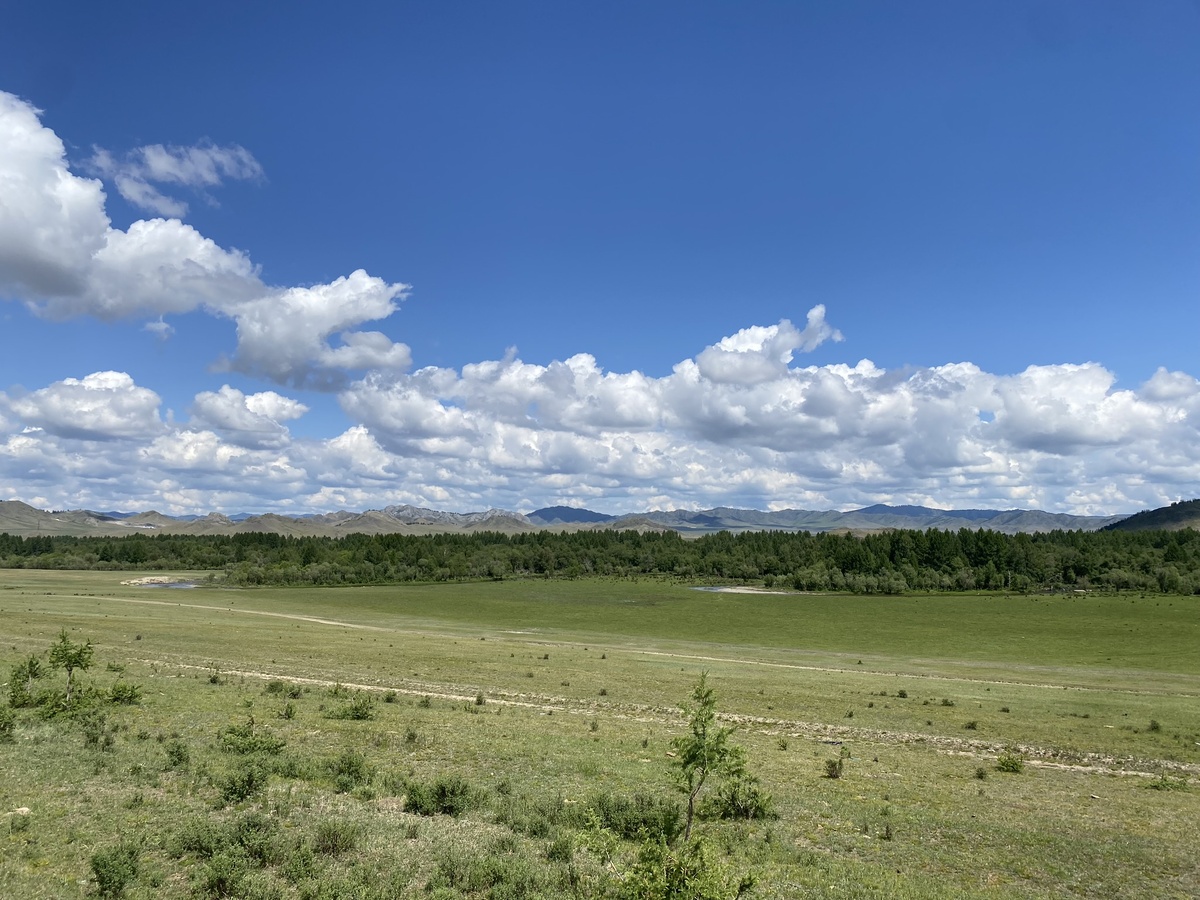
[824,758,844,779]
[263,679,286,695]
[418,696,433,708]
[941,698,955,707]
[964,720,978,730]
[313,819,360,856]
[475,692,486,706]
[1148,719,1162,733]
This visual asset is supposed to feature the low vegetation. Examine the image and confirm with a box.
[0,569,1197,898]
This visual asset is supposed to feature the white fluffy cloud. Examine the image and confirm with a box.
[1,347,1197,515]
[0,91,409,389]
[4,371,163,440]
[87,141,263,217]
[190,385,308,449]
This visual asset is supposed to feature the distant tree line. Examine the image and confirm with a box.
[1,527,1198,594]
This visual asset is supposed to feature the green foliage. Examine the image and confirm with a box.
[824,758,844,779]
[313,819,360,856]
[7,523,1200,594]
[620,837,755,900]
[90,841,139,898]
[700,773,776,821]
[219,718,286,755]
[8,654,43,707]
[220,759,271,804]
[108,681,142,705]
[164,738,190,770]
[996,752,1025,774]
[327,692,375,720]
[590,791,683,842]
[406,774,481,817]
[48,629,93,702]
[672,674,745,842]
[329,749,372,793]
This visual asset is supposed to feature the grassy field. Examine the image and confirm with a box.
[1,570,1198,898]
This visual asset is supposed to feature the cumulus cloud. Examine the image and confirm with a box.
[2,353,1198,515]
[0,91,408,389]
[87,141,263,217]
[4,371,163,441]
[190,385,308,449]
[695,306,843,384]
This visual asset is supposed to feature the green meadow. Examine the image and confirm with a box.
[2,570,1198,898]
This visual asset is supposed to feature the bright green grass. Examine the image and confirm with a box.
[1,570,1198,899]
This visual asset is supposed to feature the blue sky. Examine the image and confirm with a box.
[1,1,1197,516]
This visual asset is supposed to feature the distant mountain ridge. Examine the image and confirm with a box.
[0,498,1135,539]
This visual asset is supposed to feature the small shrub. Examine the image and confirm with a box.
[313,819,360,856]
[590,791,682,842]
[285,684,303,700]
[263,680,286,695]
[776,738,788,751]
[196,849,249,898]
[328,693,374,721]
[824,758,844,779]
[407,774,480,817]
[219,719,286,755]
[91,841,139,898]
[996,752,1025,774]
[1000,706,1010,713]
[329,750,372,793]
[964,720,978,731]
[220,759,270,804]
[277,702,296,720]
[896,690,907,699]
[599,688,608,696]
[383,690,398,703]
[418,696,433,709]
[164,739,190,770]
[701,773,776,821]
[974,767,988,780]
[940,698,955,707]
[108,682,142,705]
[1149,719,1162,733]
[590,719,599,732]
[475,692,486,706]
[620,836,754,900]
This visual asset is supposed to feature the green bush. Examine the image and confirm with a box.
[620,837,754,900]
[313,819,361,856]
[590,792,683,842]
[327,693,375,720]
[91,841,139,898]
[108,681,142,705]
[700,773,776,821]
[996,752,1025,774]
[220,759,270,804]
[824,758,844,779]
[329,749,372,793]
[219,719,286,755]
[164,739,190,770]
[407,774,481,817]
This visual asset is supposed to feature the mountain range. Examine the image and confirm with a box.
[0,499,1148,539]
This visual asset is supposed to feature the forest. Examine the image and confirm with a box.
[1,526,1198,595]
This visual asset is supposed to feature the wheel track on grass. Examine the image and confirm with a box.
[144,659,1200,782]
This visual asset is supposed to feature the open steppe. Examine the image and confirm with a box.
[2,570,1198,898]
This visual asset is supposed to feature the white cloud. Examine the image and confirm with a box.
[87,141,263,217]
[0,91,408,389]
[190,385,308,449]
[4,371,163,441]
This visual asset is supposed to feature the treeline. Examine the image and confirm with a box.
[2,526,1199,594]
